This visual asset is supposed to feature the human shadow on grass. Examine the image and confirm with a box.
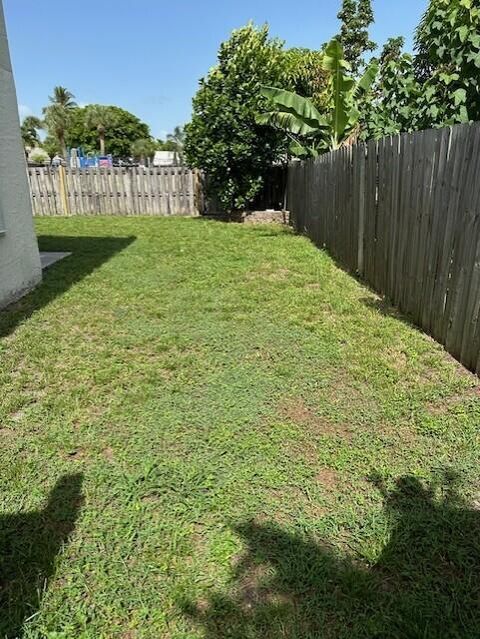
[0,235,135,339]
[0,474,83,638]
[182,471,480,638]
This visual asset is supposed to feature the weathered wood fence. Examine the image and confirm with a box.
[28,166,203,216]
[288,122,480,374]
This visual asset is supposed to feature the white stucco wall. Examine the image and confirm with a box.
[0,0,41,309]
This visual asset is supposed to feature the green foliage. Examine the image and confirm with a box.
[361,0,480,136]
[65,105,151,158]
[187,0,480,187]
[257,87,327,157]
[156,139,177,151]
[20,115,43,149]
[131,137,156,163]
[337,0,376,76]
[258,39,378,157]
[43,104,71,157]
[166,125,185,147]
[43,86,77,158]
[361,38,421,138]
[379,36,405,67]
[413,0,480,127]
[184,23,290,212]
[166,125,185,163]
[41,135,62,158]
[30,151,49,164]
[283,47,329,108]
[84,105,119,155]
[48,86,76,110]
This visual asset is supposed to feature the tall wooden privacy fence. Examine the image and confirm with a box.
[288,122,480,375]
[28,166,202,216]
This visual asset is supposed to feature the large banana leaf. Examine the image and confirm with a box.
[321,38,356,147]
[321,39,351,74]
[288,139,317,158]
[260,87,328,130]
[257,38,377,155]
[255,111,320,136]
[354,60,379,99]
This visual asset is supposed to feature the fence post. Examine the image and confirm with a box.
[194,170,205,215]
[58,165,70,216]
[357,144,366,276]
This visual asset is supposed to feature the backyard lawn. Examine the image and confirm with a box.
[1,216,480,638]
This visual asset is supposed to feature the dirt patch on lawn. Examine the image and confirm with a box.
[315,468,340,490]
[426,386,480,416]
[281,398,315,424]
[246,263,293,283]
[279,398,353,440]
[102,446,115,462]
[64,447,87,461]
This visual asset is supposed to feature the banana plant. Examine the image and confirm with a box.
[257,38,378,157]
[256,88,329,158]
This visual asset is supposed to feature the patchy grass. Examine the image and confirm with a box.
[0,216,479,638]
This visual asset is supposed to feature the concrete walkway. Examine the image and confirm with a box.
[40,252,72,270]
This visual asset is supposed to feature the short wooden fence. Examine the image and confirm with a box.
[28,166,202,216]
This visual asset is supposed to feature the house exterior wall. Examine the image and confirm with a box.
[0,0,41,309]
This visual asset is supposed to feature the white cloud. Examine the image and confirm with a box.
[18,103,33,121]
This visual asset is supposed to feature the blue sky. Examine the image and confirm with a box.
[4,0,427,139]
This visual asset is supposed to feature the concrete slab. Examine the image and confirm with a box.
[40,252,72,270]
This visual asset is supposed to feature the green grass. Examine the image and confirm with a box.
[0,216,479,638]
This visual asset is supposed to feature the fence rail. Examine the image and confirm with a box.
[287,122,480,375]
[28,166,202,216]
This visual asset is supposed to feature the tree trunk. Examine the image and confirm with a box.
[99,132,105,156]
[60,133,67,160]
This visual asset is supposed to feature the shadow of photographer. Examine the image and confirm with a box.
[183,471,480,638]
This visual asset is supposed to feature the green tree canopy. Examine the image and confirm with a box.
[360,38,421,138]
[41,135,61,158]
[184,23,292,212]
[358,0,480,136]
[84,105,119,156]
[337,0,376,76]
[43,86,77,158]
[65,105,151,158]
[131,138,157,164]
[157,139,177,152]
[413,0,480,128]
[283,47,329,108]
[20,115,43,149]
[165,125,185,163]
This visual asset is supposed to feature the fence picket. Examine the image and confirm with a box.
[28,166,201,217]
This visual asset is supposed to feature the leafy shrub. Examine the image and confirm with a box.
[184,24,290,212]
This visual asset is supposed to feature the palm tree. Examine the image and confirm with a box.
[49,86,76,109]
[84,105,118,156]
[42,86,76,159]
[20,115,43,150]
[166,125,185,164]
